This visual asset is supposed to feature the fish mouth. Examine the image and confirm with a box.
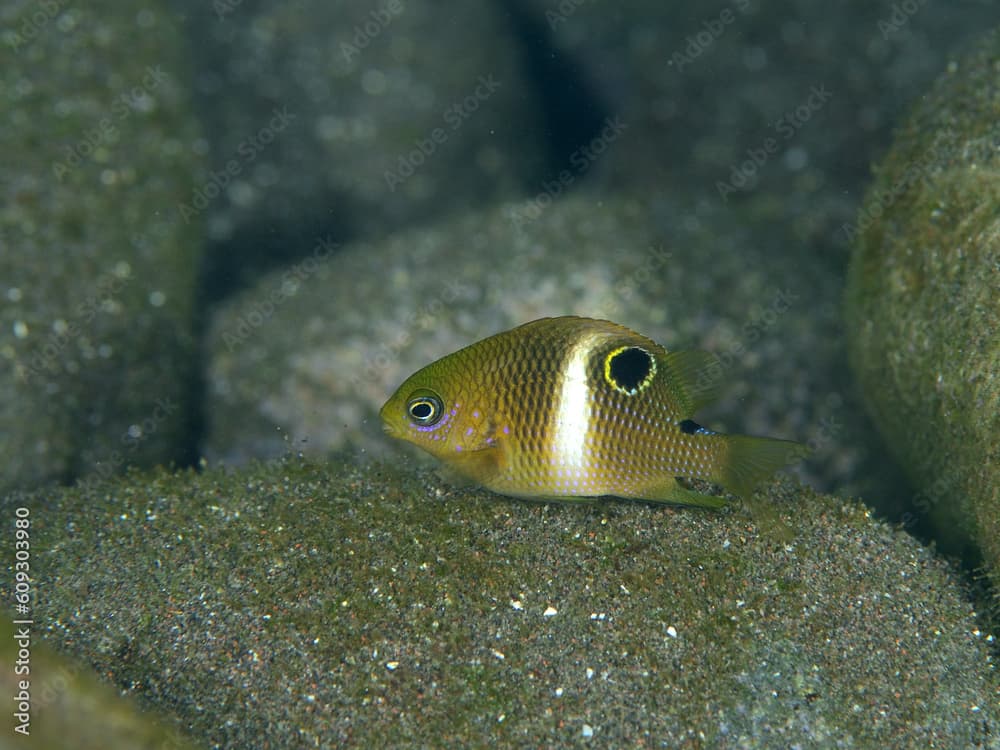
[378,406,398,437]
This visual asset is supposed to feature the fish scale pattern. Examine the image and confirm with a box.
[480,321,573,491]
[583,344,726,496]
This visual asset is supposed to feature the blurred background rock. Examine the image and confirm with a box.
[0,1,203,494]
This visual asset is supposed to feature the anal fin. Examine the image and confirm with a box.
[637,476,728,509]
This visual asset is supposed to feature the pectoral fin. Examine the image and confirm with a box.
[442,444,506,488]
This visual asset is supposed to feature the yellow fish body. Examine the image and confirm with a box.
[379,316,799,507]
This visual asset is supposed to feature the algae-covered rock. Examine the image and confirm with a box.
[202,191,886,500]
[2,461,996,748]
[0,2,203,492]
[845,30,1000,574]
[0,617,201,749]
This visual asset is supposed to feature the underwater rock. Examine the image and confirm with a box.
[517,0,997,258]
[4,461,996,747]
[845,29,1000,579]
[0,2,203,492]
[181,0,545,251]
[0,617,200,750]
[202,191,883,500]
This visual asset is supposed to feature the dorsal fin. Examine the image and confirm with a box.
[660,350,724,416]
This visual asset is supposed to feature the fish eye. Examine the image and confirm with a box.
[406,391,444,426]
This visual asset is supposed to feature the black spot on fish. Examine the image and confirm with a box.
[607,346,653,393]
[679,419,702,435]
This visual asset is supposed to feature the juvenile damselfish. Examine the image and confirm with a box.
[380,316,800,508]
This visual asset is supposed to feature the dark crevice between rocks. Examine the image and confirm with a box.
[177,316,208,472]
[889,469,1000,650]
[181,0,612,304]
[196,204,351,305]
[171,4,362,473]
[187,205,352,469]
[498,0,612,186]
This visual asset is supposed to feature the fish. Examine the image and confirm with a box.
[379,316,801,508]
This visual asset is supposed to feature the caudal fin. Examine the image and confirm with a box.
[719,434,803,499]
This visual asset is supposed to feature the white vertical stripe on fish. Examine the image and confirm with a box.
[551,333,595,481]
